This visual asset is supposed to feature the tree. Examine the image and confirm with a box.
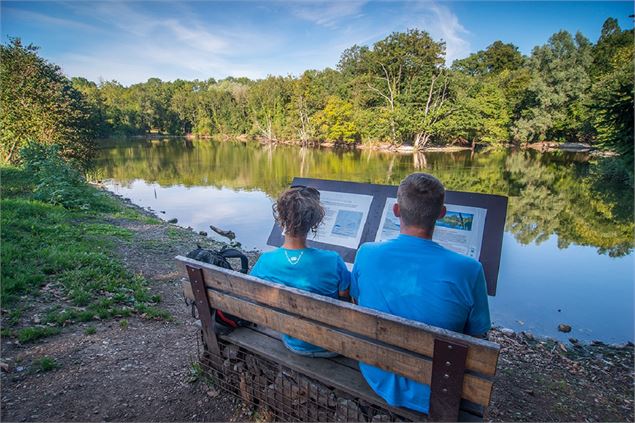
[590,36,634,168]
[452,41,525,76]
[513,31,593,143]
[591,18,633,77]
[313,96,360,144]
[247,76,292,141]
[0,38,95,166]
[338,30,447,145]
[443,74,510,145]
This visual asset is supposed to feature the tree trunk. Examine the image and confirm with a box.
[414,132,430,151]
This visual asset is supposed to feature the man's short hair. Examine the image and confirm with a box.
[397,173,445,231]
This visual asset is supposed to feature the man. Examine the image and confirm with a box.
[351,173,491,414]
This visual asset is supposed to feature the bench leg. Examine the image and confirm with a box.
[187,265,221,360]
[429,339,468,422]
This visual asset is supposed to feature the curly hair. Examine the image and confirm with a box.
[273,187,325,237]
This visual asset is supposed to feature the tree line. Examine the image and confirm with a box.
[1,18,632,167]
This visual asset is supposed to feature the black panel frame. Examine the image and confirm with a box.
[266,177,507,295]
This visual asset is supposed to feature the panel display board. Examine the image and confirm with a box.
[267,177,507,295]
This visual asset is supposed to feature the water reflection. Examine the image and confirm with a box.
[95,138,634,342]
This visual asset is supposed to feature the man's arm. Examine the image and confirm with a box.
[464,265,491,337]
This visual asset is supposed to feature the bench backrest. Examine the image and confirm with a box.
[177,255,500,421]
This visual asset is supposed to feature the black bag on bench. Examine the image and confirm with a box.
[186,245,252,335]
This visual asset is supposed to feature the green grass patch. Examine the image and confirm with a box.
[166,227,182,239]
[32,356,59,372]
[83,223,134,239]
[1,164,171,329]
[119,319,129,329]
[17,326,61,343]
[83,326,97,335]
[112,206,161,224]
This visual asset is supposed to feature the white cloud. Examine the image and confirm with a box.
[290,0,367,28]
[51,1,283,83]
[404,2,471,64]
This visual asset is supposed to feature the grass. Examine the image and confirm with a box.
[31,356,59,372]
[17,326,61,343]
[83,326,97,335]
[0,164,171,340]
[188,361,216,385]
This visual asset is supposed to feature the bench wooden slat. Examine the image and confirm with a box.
[202,284,493,406]
[225,326,483,422]
[177,256,499,377]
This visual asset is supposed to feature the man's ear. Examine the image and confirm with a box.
[438,205,447,220]
[392,202,401,217]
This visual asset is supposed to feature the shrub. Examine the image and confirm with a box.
[32,356,59,372]
[19,142,93,209]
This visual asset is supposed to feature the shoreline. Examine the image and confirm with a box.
[131,133,605,155]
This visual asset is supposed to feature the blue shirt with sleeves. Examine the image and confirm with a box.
[351,234,491,414]
[250,247,351,354]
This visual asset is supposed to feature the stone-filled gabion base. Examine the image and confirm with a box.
[197,336,413,422]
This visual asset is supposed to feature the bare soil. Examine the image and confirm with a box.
[1,195,633,422]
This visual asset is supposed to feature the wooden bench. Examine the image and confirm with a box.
[178,255,500,422]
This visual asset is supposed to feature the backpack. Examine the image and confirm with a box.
[186,245,251,335]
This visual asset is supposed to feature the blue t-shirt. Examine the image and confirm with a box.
[351,234,491,414]
[250,247,351,354]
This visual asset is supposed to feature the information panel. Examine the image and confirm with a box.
[314,191,373,249]
[267,177,507,295]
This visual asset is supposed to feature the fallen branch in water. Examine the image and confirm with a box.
[209,224,236,240]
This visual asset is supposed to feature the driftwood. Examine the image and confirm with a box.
[209,224,236,240]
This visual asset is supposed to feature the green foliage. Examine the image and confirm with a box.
[512,31,594,143]
[19,142,96,209]
[119,319,129,330]
[32,356,59,372]
[0,165,172,326]
[17,326,61,343]
[84,326,97,335]
[453,41,525,76]
[313,97,360,144]
[0,38,95,166]
[590,36,634,169]
[443,75,510,144]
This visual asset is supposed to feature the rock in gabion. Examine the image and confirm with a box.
[335,398,367,422]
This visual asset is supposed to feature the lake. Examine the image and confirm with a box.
[94,138,634,344]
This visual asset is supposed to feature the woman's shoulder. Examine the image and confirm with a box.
[306,247,341,260]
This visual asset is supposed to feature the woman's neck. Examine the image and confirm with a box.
[283,234,307,250]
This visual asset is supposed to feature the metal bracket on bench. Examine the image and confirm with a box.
[429,339,468,422]
[186,265,221,358]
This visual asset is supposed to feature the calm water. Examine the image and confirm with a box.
[94,138,634,344]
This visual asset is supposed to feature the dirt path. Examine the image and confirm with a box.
[1,199,633,422]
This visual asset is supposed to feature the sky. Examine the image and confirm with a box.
[1,1,633,85]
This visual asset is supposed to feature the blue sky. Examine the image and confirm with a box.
[1,1,633,85]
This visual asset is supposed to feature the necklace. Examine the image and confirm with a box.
[284,250,304,265]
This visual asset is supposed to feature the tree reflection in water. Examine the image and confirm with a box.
[94,138,633,257]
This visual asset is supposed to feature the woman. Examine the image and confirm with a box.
[250,185,350,357]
